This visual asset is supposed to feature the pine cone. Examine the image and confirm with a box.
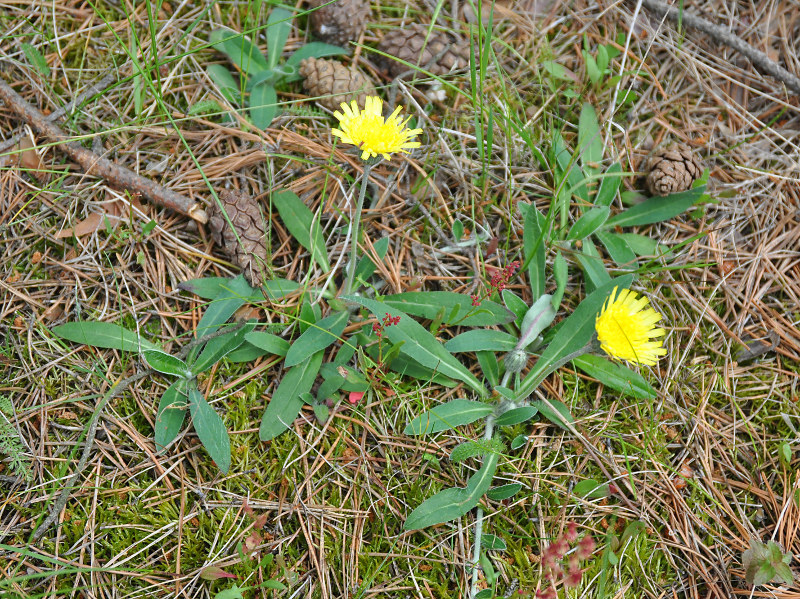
[377,24,470,77]
[645,144,704,196]
[299,57,376,110]
[308,0,369,47]
[207,190,269,287]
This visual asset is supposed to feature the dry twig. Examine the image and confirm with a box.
[0,79,208,223]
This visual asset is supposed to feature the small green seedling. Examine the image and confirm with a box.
[207,7,346,128]
[742,538,794,587]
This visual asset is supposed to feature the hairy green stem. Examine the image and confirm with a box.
[342,163,373,296]
[470,413,495,599]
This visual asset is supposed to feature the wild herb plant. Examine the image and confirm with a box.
[48,90,710,599]
[207,6,345,128]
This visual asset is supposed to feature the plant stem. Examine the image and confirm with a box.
[342,163,373,296]
[470,412,495,598]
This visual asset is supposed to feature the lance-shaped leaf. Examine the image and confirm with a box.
[284,311,348,367]
[154,379,189,451]
[345,296,486,396]
[573,354,656,399]
[142,350,192,378]
[272,189,330,272]
[607,185,707,228]
[260,352,323,441]
[405,399,494,435]
[404,452,498,530]
[188,385,231,473]
[382,292,514,327]
[51,321,160,352]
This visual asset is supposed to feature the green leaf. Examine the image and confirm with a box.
[494,406,539,427]
[474,590,494,599]
[502,289,528,324]
[249,81,278,129]
[518,294,556,348]
[353,236,390,283]
[607,185,707,228]
[541,60,570,81]
[576,239,611,292]
[210,28,269,73]
[552,251,568,309]
[596,230,637,268]
[188,386,231,473]
[272,189,330,272]
[206,64,240,105]
[193,275,255,339]
[583,50,600,84]
[615,233,662,257]
[566,206,610,241]
[444,330,517,353]
[516,275,634,402]
[51,321,160,352]
[573,354,656,399]
[224,341,272,363]
[476,350,499,387]
[522,203,547,298]
[285,310,348,367]
[481,533,507,551]
[773,562,795,585]
[382,292,514,327]
[752,563,777,587]
[533,398,575,431]
[214,584,244,599]
[178,276,264,301]
[404,452,498,530]
[486,483,522,501]
[244,332,290,357]
[286,41,348,71]
[577,103,603,171]
[594,162,622,207]
[259,352,323,441]
[190,322,255,374]
[21,42,50,77]
[154,380,188,451]
[265,7,293,70]
[262,580,287,591]
[345,296,486,396]
[573,478,610,498]
[142,350,191,378]
[405,399,494,435]
[510,435,527,450]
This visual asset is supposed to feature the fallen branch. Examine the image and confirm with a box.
[0,79,208,223]
[0,72,117,156]
[640,0,800,96]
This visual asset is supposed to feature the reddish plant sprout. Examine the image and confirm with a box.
[537,524,596,597]
[471,260,521,307]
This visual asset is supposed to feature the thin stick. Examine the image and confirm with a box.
[0,72,117,155]
[640,0,800,96]
[0,79,208,223]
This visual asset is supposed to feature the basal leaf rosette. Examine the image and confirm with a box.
[595,287,667,366]
[332,96,422,162]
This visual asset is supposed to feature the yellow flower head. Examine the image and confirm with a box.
[595,287,667,366]
[332,96,422,162]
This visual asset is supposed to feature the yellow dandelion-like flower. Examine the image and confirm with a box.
[332,96,422,161]
[595,287,667,366]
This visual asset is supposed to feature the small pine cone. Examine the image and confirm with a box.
[298,57,375,110]
[207,190,269,287]
[308,0,369,47]
[645,144,704,196]
[377,24,470,77]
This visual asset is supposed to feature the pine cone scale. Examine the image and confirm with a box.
[645,144,704,196]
